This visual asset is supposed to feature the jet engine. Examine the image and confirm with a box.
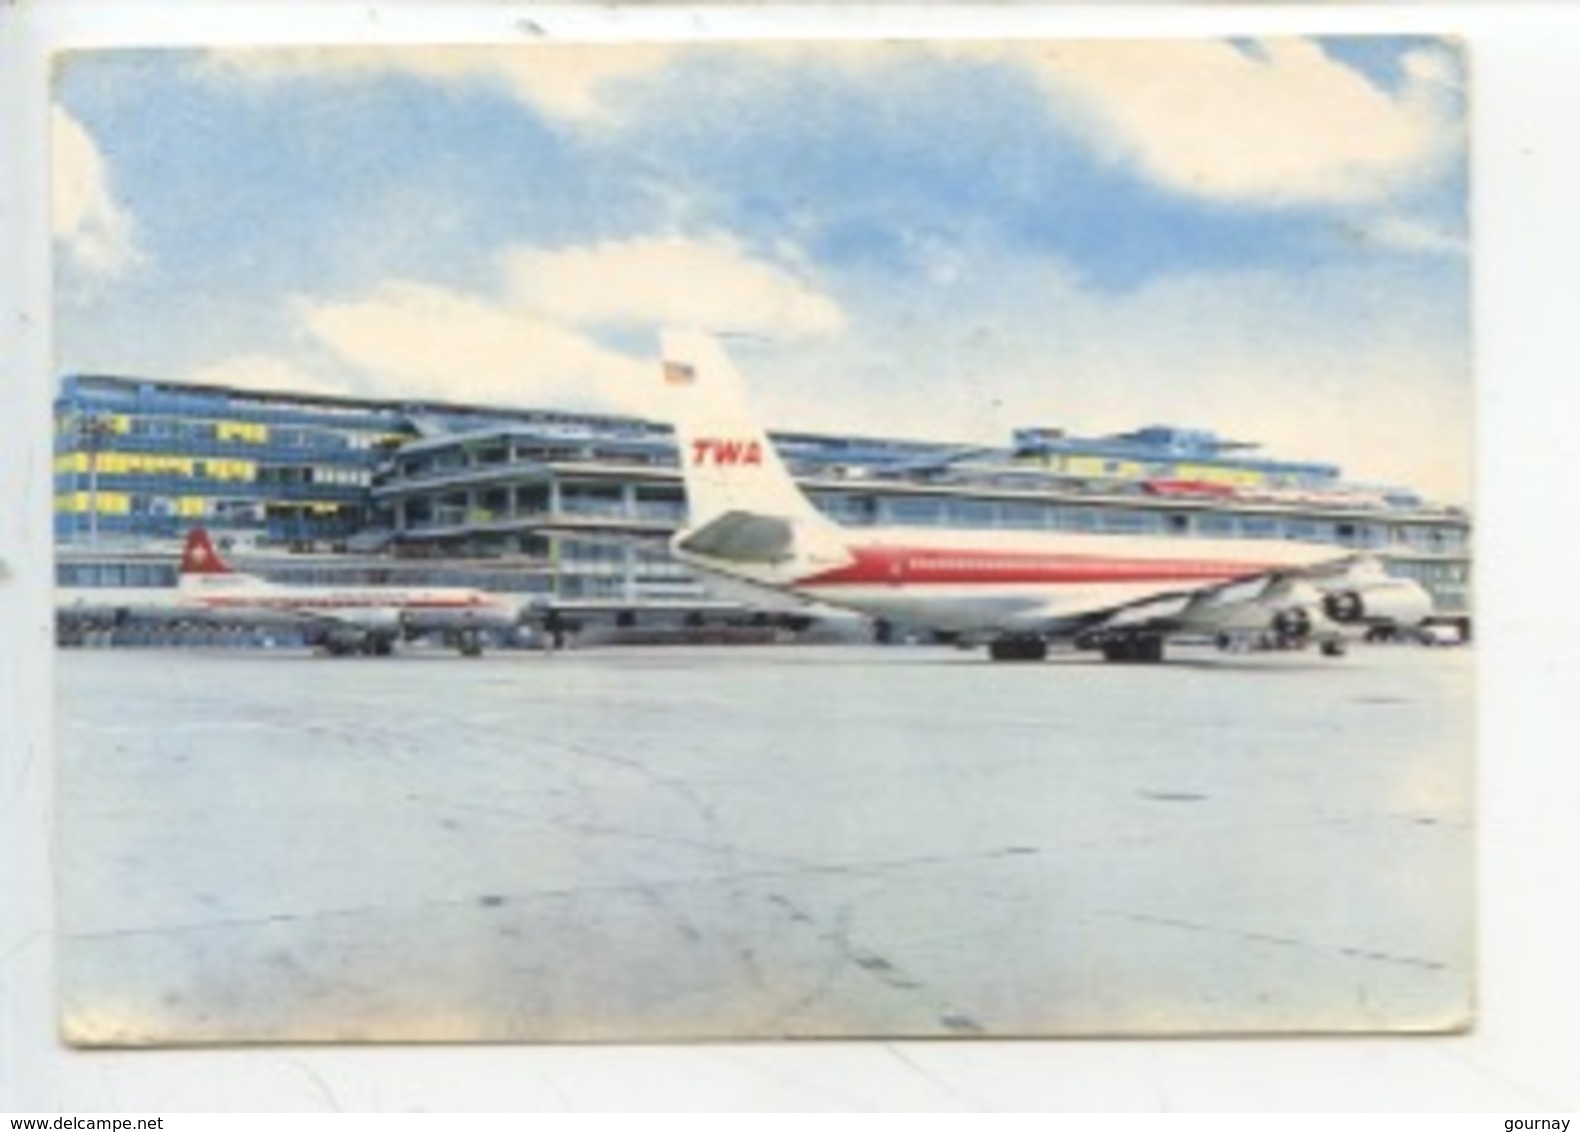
[1321,579,1433,626]
[313,607,404,655]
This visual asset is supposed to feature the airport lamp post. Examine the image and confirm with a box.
[75,413,114,547]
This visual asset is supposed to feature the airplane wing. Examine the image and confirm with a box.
[519,594,840,649]
[996,554,1432,652]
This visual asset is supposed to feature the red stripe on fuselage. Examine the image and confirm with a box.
[193,595,493,611]
[795,545,1277,588]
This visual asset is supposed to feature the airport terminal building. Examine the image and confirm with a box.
[54,372,1473,627]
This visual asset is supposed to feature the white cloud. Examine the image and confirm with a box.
[201,39,1462,206]
[504,234,844,337]
[741,256,1471,504]
[296,279,657,416]
[181,354,341,398]
[1046,269,1472,503]
[290,234,843,417]
[997,39,1462,205]
[51,105,138,276]
[204,45,677,124]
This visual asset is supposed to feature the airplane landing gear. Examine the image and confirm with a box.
[318,631,396,657]
[1100,636,1165,664]
[988,636,1049,662]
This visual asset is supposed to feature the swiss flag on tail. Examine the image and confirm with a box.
[180,528,234,576]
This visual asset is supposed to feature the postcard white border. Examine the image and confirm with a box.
[4,1,1578,1112]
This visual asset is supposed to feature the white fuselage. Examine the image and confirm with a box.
[176,572,521,630]
[676,525,1344,634]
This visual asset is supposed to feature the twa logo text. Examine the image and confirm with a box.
[691,438,763,467]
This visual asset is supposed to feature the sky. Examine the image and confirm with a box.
[51,38,1471,501]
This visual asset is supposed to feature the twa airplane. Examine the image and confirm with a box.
[175,529,523,656]
[659,330,1432,663]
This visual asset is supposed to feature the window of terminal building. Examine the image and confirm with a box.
[512,485,550,514]
[475,488,512,521]
[58,562,102,587]
[882,498,946,525]
[127,563,174,587]
[58,561,179,588]
[1098,509,1161,534]
[948,499,996,528]
[515,533,553,559]
[630,491,685,523]
[58,562,98,587]
[1385,560,1420,581]
[560,539,625,570]
[814,493,877,525]
[559,484,624,517]
[998,501,1051,530]
[401,499,435,528]
[1335,521,1367,545]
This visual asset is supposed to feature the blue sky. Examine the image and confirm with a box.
[52,38,1470,499]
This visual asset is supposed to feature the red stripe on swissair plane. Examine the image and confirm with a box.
[797,546,1278,587]
[195,595,487,610]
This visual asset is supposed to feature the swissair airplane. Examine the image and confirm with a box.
[174,528,523,656]
[658,329,1433,663]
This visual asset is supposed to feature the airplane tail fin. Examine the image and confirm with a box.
[659,329,836,537]
[180,528,234,576]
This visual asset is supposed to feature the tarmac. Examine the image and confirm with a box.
[55,642,1474,1044]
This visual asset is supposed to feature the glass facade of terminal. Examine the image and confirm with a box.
[54,375,1473,616]
[1010,424,1346,493]
[369,426,1470,614]
[55,375,407,545]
